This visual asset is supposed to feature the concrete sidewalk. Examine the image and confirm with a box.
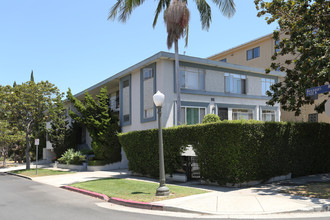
[2,165,330,215]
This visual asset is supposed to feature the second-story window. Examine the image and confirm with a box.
[225,73,246,94]
[261,78,275,96]
[275,40,280,53]
[246,47,260,60]
[143,68,153,80]
[180,67,205,90]
[220,58,227,62]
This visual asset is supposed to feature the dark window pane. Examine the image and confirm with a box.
[123,80,129,88]
[254,47,260,58]
[218,108,228,121]
[123,114,130,122]
[247,49,253,60]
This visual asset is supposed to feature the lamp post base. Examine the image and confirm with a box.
[156,186,170,196]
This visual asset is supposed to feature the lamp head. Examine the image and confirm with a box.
[153,91,165,107]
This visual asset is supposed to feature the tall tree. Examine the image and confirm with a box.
[0,81,62,169]
[164,0,190,123]
[67,87,122,163]
[255,0,330,115]
[47,96,71,158]
[30,70,34,82]
[109,0,235,124]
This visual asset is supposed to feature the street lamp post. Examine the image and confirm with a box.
[153,91,170,196]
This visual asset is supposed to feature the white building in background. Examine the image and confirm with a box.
[44,51,284,164]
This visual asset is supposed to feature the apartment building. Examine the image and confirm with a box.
[208,34,330,123]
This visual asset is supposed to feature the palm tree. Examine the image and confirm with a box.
[109,0,235,124]
[163,0,189,124]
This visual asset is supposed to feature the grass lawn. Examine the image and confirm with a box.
[11,168,75,178]
[0,160,18,168]
[282,181,330,199]
[71,178,208,203]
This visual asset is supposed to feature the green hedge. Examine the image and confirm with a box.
[118,121,330,184]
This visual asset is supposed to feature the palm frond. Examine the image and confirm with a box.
[184,23,189,47]
[153,0,171,28]
[108,0,146,22]
[194,0,212,30]
[212,0,236,18]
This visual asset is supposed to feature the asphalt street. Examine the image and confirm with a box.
[0,173,329,220]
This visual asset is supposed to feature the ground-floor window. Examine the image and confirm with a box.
[261,110,276,121]
[180,107,206,125]
[232,109,253,120]
[308,113,318,122]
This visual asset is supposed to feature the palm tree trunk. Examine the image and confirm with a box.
[175,39,181,125]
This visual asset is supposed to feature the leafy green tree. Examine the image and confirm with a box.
[255,0,330,115]
[0,81,62,169]
[0,120,25,167]
[67,87,121,163]
[109,0,235,124]
[47,96,79,158]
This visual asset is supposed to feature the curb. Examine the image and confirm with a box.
[109,197,163,211]
[60,186,110,201]
[5,172,32,180]
[61,185,164,211]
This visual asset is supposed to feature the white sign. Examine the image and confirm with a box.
[35,139,40,146]
[325,98,330,117]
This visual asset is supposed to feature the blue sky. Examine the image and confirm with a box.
[0,0,277,95]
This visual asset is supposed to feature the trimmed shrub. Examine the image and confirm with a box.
[58,149,86,165]
[202,114,220,123]
[118,122,330,184]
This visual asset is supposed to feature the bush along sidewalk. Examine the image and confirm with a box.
[118,121,330,185]
[57,149,86,165]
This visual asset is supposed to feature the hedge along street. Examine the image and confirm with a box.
[118,121,330,185]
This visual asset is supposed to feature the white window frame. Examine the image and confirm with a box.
[225,73,247,94]
[232,108,254,120]
[180,106,206,125]
[261,109,276,121]
[261,78,275,96]
[180,67,205,90]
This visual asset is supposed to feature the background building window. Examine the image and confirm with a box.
[275,40,280,53]
[180,67,205,90]
[220,58,227,62]
[246,47,260,60]
[262,110,275,121]
[232,109,253,120]
[308,113,318,122]
[225,73,246,94]
[261,78,275,96]
[180,107,205,125]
